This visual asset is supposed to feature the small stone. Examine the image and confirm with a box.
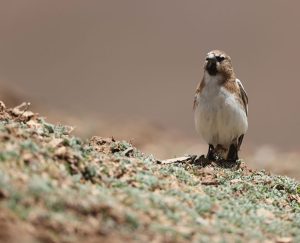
[276,237,293,243]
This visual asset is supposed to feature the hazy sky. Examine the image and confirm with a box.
[0,1,299,150]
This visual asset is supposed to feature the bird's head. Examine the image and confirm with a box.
[204,50,234,78]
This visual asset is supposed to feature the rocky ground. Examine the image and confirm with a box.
[0,101,299,243]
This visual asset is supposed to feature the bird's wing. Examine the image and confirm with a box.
[193,78,204,111]
[236,79,248,116]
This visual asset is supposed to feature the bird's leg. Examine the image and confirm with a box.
[227,138,239,162]
[206,144,215,161]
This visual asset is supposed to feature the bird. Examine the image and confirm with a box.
[193,50,248,163]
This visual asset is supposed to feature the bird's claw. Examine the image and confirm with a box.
[190,154,242,169]
[190,154,211,167]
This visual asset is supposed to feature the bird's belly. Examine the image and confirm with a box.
[194,93,248,147]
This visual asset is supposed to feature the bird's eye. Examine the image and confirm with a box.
[216,56,225,62]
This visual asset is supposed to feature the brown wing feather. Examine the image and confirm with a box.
[193,78,205,111]
[236,79,248,116]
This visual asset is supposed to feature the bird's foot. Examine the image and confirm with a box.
[216,158,242,169]
[189,154,242,169]
[190,155,212,167]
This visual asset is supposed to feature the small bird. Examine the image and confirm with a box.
[193,50,248,162]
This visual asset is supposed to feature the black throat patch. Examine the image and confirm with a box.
[206,60,218,76]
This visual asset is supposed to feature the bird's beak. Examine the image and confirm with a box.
[206,57,217,69]
[206,57,218,75]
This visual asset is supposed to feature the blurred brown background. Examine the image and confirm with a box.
[0,1,299,177]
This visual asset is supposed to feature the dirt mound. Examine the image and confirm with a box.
[0,102,299,242]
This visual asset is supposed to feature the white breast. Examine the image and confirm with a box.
[194,76,248,148]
